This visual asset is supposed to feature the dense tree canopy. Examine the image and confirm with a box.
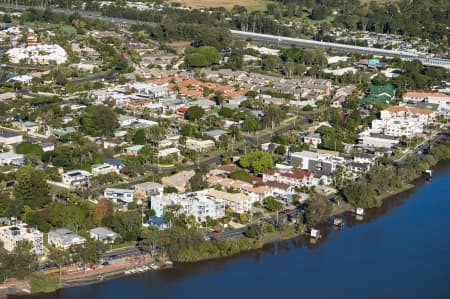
[239,151,273,173]
[79,105,119,137]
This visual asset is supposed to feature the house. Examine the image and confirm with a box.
[0,152,24,166]
[89,227,119,243]
[51,127,76,139]
[0,224,43,255]
[161,170,195,193]
[360,84,396,105]
[359,135,400,149]
[103,188,135,205]
[7,44,68,65]
[263,169,314,187]
[133,182,164,199]
[104,157,125,171]
[157,147,180,158]
[186,138,215,152]
[151,192,226,223]
[204,129,227,141]
[118,115,137,127]
[11,121,39,133]
[206,176,270,200]
[103,138,122,149]
[61,170,92,188]
[38,141,55,152]
[303,133,322,148]
[48,228,86,250]
[124,145,143,156]
[91,163,119,176]
[0,130,22,146]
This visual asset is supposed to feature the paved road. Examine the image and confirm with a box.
[103,246,142,260]
[230,30,450,69]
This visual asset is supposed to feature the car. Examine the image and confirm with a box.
[212,229,220,235]
[101,261,110,266]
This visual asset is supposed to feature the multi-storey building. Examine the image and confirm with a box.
[0,224,44,255]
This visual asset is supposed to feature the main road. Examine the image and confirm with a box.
[230,30,450,69]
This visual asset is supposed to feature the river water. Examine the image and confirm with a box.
[13,162,450,299]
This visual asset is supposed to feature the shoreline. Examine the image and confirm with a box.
[8,157,450,296]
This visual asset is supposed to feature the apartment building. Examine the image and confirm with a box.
[0,224,44,255]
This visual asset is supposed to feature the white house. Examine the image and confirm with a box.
[0,152,24,166]
[0,130,23,146]
[303,133,322,148]
[103,188,135,205]
[202,189,254,214]
[48,228,86,250]
[61,170,92,188]
[89,227,119,243]
[186,138,215,152]
[91,163,119,176]
[157,147,180,158]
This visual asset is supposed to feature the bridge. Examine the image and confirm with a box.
[230,30,450,69]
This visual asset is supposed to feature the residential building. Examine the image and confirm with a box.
[206,176,270,200]
[91,163,119,176]
[204,129,227,141]
[89,227,119,243]
[124,145,143,156]
[161,170,195,193]
[360,84,396,105]
[48,228,86,250]
[303,133,322,148]
[157,147,180,158]
[263,169,314,187]
[290,151,345,175]
[0,152,24,166]
[103,188,135,205]
[0,224,44,255]
[359,135,400,149]
[202,189,254,214]
[151,192,226,223]
[186,138,215,152]
[0,130,22,146]
[380,106,434,125]
[61,170,92,188]
[133,182,164,199]
[371,118,423,137]
[7,44,68,65]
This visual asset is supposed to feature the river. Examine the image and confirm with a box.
[12,162,450,299]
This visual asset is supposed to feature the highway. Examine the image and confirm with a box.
[230,30,450,70]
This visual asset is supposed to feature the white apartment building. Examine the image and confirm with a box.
[103,188,135,205]
[91,163,119,176]
[371,119,424,137]
[380,106,434,125]
[127,82,169,98]
[151,192,226,223]
[263,168,315,187]
[48,228,86,250]
[7,44,68,65]
[0,224,44,255]
[201,189,254,214]
[291,151,345,175]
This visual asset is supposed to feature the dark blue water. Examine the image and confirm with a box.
[16,163,450,299]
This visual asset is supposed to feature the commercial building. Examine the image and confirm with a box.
[0,224,44,255]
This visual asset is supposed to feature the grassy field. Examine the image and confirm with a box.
[169,0,271,10]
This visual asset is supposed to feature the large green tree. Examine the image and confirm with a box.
[14,166,51,209]
[239,151,273,173]
[79,105,119,137]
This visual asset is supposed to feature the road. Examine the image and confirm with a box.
[103,246,142,260]
[230,30,450,70]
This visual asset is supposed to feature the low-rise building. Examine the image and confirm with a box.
[0,152,24,166]
[7,44,68,65]
[0,224,44,255]
[290,151,344,176]
[157,147,181,158]
[103,188,135,205]
[303,133,322,148]
[0,130,22,146]
[186,138,215,152]
[359,135,400,149]
[263,168,314,187]
[204,129,227,141]
[91,163,119,176]
[151,192,226,223]
[61,170,92,188]
[89,227,119,243]
[133,182,164,199]
[202,189,254,214]
[48,228,86,250]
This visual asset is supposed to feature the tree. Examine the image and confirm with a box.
[184,106,205,121]
[239,151,273,173]
[14,166,50,209]
[262,55,281,71]
[304,194,332,225]
[185,53,208,67]
[229,169,252,183]
[93,198,114,226]
[132,128,146,145]
[189,171,207,192]
[79,105,119,137]
[264,196,283,212]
